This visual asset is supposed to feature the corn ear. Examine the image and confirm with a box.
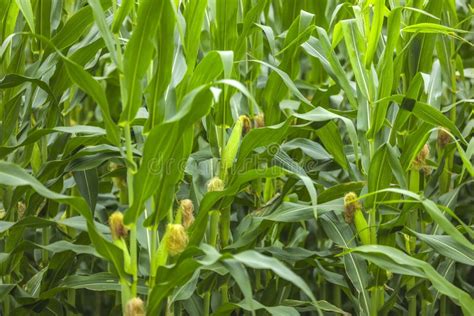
[354,209,371,245]
[220,116,244,178]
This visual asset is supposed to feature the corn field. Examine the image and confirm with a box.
[0,0,473,315]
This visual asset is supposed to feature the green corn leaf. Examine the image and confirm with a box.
[183,0,209,69]
[366,144,392,207]
[87,0,118,66]
[15,0,35,33]
[320,212,371,315]
[111,0,134,33]
[119,0,164,123]
[302,31,357,109]
[144,0,175,130]
[402,22,469,34]
[0,161,92,221]
[365,0,385,68]
[125,87,213,225]
[341,19,374,101]
[369,7,402,138]
[50,6,93,51]
[349,245,474,313]
[315,121,349,170]
[63,58,120,145]
[409,230,474,266]
[73,168,98,212]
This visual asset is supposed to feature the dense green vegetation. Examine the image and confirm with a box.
[0,0,473,315]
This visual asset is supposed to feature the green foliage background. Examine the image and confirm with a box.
[0,0,473,315]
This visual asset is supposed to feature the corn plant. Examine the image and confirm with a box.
[0,0,473,315]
